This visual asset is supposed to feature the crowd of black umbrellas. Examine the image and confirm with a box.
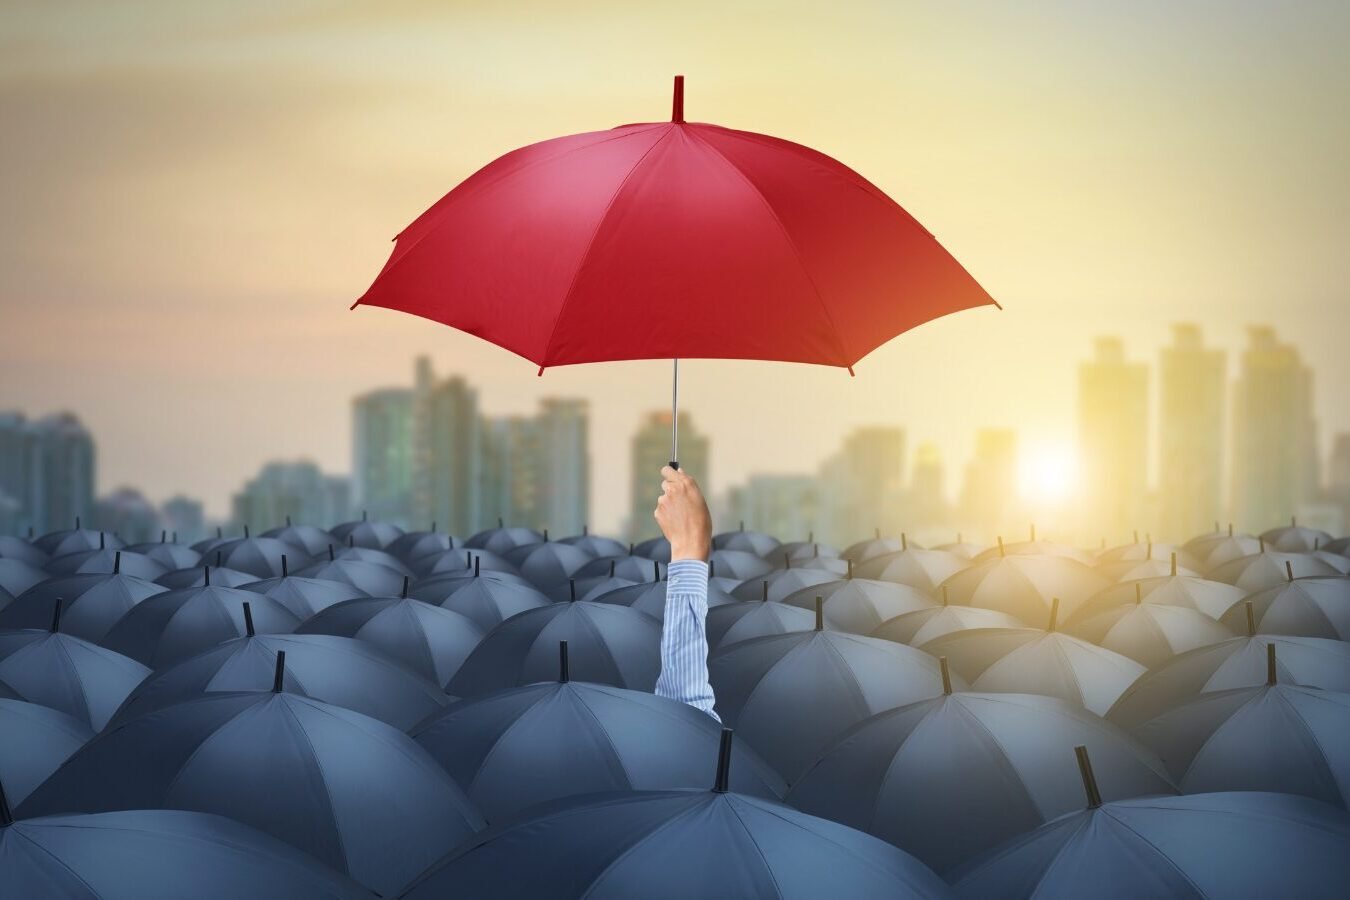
[2,514,1349,898]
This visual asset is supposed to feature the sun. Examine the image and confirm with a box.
[1018,442,1080,505]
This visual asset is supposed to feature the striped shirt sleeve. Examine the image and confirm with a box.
[654,558,720,721]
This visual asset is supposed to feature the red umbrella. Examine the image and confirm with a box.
[354,76,996,461]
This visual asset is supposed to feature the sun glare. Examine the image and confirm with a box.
[1018,442,1079,505]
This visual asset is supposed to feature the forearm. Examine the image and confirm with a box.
[654,559,720,721]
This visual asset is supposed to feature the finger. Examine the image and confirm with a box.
[660,465,678,480]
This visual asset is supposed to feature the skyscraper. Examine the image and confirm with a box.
[2,412,97,535]
[533,398,590,534]
[907,441,948,528]
[819,427,906,544]
[93,487,162,544]
[722,474,822,542]
[1157,324,1226,543]
[628,412,708,540]
[353,387,415,526]
[1078,337,1148,540]
[418,374,483,537]
[161,494,206,544]
[1326,433,1350,535]
[482,415,540,529]
[960,428,1018,539]
[231,460,350,531]
[1231,326,1318,531]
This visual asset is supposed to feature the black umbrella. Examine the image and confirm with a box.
[204,532,302,579]
[557,530,628,558]
[123,534,202,570]
[20,678,483,897]
[949,759,1350,899]
[855,543,968,593]
[555,571,642,603]
[1107,627,1350,728]
[0,807,372,899]
[710,603,960,781]
[0,557,48,596]
[387,525,462,564]
[1133,644,1350,808]
[409,570,551,630]
[330,514,405,550]
[713,526,781,557]
[1065,592,1235,669]
[416,642,784,821]
[1207,545,1341,592]
[45,546,168,580]
[238,555,368,619]
[101,578,300,669]
[261,520,339,556]
[730,568,837,604]
[156,557,257,588]
[0,699,91,806]
[465,524,544,555]
[400,731,950,900]
[0,535,47,567]
[1261,518,1334,553]
[297,591,485,689]
[1220,575,1350,640]
[110,625,449,731]
[632,535,672,562]
[573,554,666,583]
[706,549,774,581]
[0,569,164,641]
[505,540,594,588]
[449,600,660,697]
[841,531,905,563]
[410,547,522,579]
[331,542,414,574]
[774,538,842,563]
[971,531,1094,565]
[872,597,1025,646]
[937,551,1108,625]
[33,523,123,557]
[782,573,935,634]
[594,577,739,622]
[706,593,818,649]
[0,616,150,730]
[788,677,1175,873]
[1325,536,1350,557]
[294,551,408,596]
[1075,570,1246,620]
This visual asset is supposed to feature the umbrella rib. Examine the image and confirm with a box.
[537,126,676,368]
[688,129,853,368]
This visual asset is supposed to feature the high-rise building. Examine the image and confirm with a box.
[723,474,822,542]
[533,398,590,534]
[1325,434,1350,536]
[416,373,483,536]
[1230,326,1318,531]
[959,428,1018,539]
[1158,324,1226,543]
[482,416,540,529]
[907,441,948,528]
[1,413,96,536]
[93,487,162,544]
[161,494,206,544]
[231,460,350,532]
[1078,338,1148,540]
[353,387,415,526]
[628,412,708,540]
[819,427,906,544]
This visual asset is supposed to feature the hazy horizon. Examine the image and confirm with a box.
[3,1,1348,535]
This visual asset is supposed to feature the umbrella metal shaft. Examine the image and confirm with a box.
[670,358,680,468]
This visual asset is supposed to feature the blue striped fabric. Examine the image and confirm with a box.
[655,559,720,721]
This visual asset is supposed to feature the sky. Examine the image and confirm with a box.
[2,0,1348,535]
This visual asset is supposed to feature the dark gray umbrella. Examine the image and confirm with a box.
[706,549,773,581]
[387,527,462,564]
[855,545,968,593]
[0,570,164,641]
[872,603,1025,645]
[554,572,641,603]
[775,539,842,562]
[409,570,550,630]
[1106,630,1350,728]
[573,554,666,583]
[1065,597,1234,669]
[0,808,373,899]
[34,524,123,557]
[238,558,368,620]
[841,532,905,563]
[45,546,169,580]
[1133,645,1350,808]
[101,579,300,669]
[1208,545,1341,592]
[411,547,521,579]
[1095,538,1200,571]
[787,682,1175,873]
[400,733,950,900]
[156,558,257,588]
[706,595,817,649]
[0,699,91,806]
[465,524,544,555]
[557,530,628,558]
[416,643,784,821]
[730,568,837,604]
[205,533,302,579]
[0,558,48,597]
[713,527,781,557]
[332,543,414,574]
[0,619,150,730]
[1094,556,1199,583]
[19,683,483,897]
[123,535,202,570]
[632,535,672,562]
[505,541,594,588]
[262,520,339,556]
[1261,519,1334,553]
[297,593,485,689]
[1077,571,1246,619]
[1325,536,1350,557]
[330,514,405,550]
[782,575,935,634]
[190,530,233,556]
[110,627,449,731]
[294,551,408,596]
[950,778,1350,899]
[710,607,960,781]
[1188,532,1262,571]
[1221,576,1350,640]
[0,535,47,567]
[449,601,660,698]
[594,577,739,622]
[937,552,1108,625]
[972,533,1094,565]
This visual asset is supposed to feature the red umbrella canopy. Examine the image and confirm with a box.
[354,76,997,371]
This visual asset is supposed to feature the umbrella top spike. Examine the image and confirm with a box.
[1286,560,1294,582]
[609,559,616,578]
[1291,515,1297,527]
[362,509,368,521]
[671,75,685,124]
[1135,583,1142,605]
[846,558,853,580]
[160,530,167,543]
[1228,522,1234,536]
[1170,553,1177,577]
[1047,597,1059,633]
[901,532,908,551]
[1074,745,1103,809]
[559,640,570,683]
[242,601,256,637]
[99,531,105,550]
[939,656,952,695]
[543,528,550,542]
[761,580,769,602]
[113,551,121,575]
[582,524,589,536]
[431,520,437,533]
[1245,600,1257,637]
[712,727,733,793]
[51,597,62,633]
[204,565,211,587]
[814,596,824,631]
[709,558,716,579]
[243,524,250,538]
[401,575,410,599]
[653,560,661,582]
[327,544,335,561]
[997,536,1005,558]
[216,526,222,539]
[348,534,354,547]
[941,584,949,607]
[1146,541,1152,560]
[281,555,288,578]
[0,776,11,826]
[569,579,576,602]
[215,550,223,567]
[273,650,286,693]
[1267,643,1278,686]
[474,555,481,577]
[75,515,81,529]
[783,552,791,570]
[1029,523,1036,543]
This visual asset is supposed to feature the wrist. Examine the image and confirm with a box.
[669,542,710,562]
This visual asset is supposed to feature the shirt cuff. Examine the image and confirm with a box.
[666,559,709,591]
